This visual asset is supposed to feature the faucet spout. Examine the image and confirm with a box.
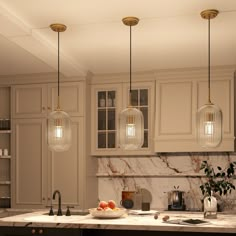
[52,190,62,216]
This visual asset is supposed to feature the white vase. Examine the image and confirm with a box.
[204,193,217,219]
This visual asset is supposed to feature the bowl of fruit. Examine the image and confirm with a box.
[89,200,126,219]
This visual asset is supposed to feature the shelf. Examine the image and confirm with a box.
[0,196,10,199]
[0,130,11,134]
[0,156,11,159]
[96,173,206,178]
[0,181,11,185]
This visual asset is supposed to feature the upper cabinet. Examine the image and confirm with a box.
[154,68,235,152]
[91,80,155,156]
[12,82,84,118]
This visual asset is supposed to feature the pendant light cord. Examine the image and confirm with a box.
[57,31,60,109]
[208,18,211,104]
[129,25,132,106]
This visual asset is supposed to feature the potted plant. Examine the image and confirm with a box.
[200,160,236,214]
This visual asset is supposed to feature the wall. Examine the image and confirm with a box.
[97,152,236,211]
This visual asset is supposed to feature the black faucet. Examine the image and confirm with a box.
[52,190,62,216]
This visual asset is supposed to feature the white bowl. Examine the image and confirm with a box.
[89,208,126,219]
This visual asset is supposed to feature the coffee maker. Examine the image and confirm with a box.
[168,186,186,211]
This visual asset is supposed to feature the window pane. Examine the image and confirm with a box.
[98,110,106,130]
[98,133,106,148]
[108,132,116,148]
[130,90,138,106]
[140,107,148,129]
[98,91,106,107]
[142,131,148,148]
[140,89,148,106]
[108,109,115,130]
[108,91,116,107]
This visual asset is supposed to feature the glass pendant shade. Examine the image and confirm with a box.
[119,107,144,150]
[197,103,222,148]
[47,23,72,152]
[48,109,72,152]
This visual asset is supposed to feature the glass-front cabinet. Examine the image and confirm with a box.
[97,91,116,149]
[91,81,155,156]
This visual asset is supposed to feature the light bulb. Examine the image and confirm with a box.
[55,125,63,138]
[204,121,214,136]
[126,123,135,137]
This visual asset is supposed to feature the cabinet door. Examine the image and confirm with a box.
[91,84,122,155]
[48,117,84,207]
[12,84,47,118]
[156,80,194,139]
[48,82,84,117]
[11,119,48,208]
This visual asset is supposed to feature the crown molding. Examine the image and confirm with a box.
[0,3,87,77]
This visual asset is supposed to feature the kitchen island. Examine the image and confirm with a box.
[0,210,235,235]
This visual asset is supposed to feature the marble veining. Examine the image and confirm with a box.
[97,153,236,211]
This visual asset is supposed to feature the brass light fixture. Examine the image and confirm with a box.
[48,23,72,152]
[197,10,222,148]
[119,17,144,150]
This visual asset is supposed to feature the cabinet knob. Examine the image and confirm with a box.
[42,197,45,201]
[42,107,46,111]
[39,229,44,234]
[48,197,51,200]
[31,229,36,234]
[48,106,51,110]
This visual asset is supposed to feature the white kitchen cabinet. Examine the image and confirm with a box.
[91,81,155,156]
[12,82,84,118]
[11,117,84,208]
[11,118,47,208]
[155,68,235,152]
[11,80,97,209]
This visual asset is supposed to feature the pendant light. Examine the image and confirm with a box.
[197,10,222,148]
[119,17,144,150]
[48,23,72,152]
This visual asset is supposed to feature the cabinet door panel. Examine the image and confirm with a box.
[49,117,83,207]
[157,81,193,136]
[12,84,47,118]
[12,119,47,208]
[197,79,232,134]
[48,82,84,116]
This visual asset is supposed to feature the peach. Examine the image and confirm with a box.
[96,207,103,211]
[108,200,116,209]
[98,201,108,209]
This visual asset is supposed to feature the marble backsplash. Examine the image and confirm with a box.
[97,152,236,211]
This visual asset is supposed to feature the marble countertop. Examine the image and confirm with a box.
[0,209,236,233]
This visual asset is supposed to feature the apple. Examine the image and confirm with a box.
[98,201,108,209]
[108,200,116,209]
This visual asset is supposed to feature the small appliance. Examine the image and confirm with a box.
[168,186,186,211]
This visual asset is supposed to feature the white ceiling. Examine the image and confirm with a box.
[0,0,236,78]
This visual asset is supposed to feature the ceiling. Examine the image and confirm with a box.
[0,0,236,78]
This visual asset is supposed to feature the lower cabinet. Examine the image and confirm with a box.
[0,226,80,236]
[11,117,85,209]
